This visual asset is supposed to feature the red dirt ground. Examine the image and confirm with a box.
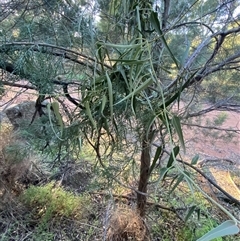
[183,110,240,166]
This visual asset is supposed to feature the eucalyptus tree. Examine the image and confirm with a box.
[0,0,240,238]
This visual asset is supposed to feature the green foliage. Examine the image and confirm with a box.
[21,182,91,221]
[197,220,239,241]
[175,218,222,241]
[3,142,29,164]
[213,113,228,126]
[150,210,230,241]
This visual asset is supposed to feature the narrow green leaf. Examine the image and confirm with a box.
[105,72,113,122]
[118,67,130,90]
[167,146,179,168]
[169,174,184,194]
[96,42,104,62]
[149,146,162,175]
[131,95,137,115]
[136,5,142,34]
[150,11,179,69]
[172,115,185,153]
[158,112,171,128]
[159,167,169,181]
[191,154,199,165]
[197,220,239,241]
[51,102,64,136]
[109,59,147,64]
[184,206,196,222]
[134,78,153,95]
[184,174,194,194]
[103,43,141,48]
[84,101,97,129]
[102,118,110,135]
[146,114,157,138]
[149,11,161,35]
[47,103,63,140]
[197,209,201,220]
[114,78,153,105]
[100,95,107,117]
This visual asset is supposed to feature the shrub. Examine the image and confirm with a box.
[213,112,228,126]
[21,182,91,222]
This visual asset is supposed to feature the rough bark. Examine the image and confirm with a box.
[137,130,152,217]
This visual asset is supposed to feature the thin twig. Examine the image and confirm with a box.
[182,123,240,134]
[177,159,240,207]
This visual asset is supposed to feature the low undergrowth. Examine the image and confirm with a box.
[20,182,92,222]
[0,126,239,240]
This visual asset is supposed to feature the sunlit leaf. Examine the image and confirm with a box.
[191,154,199,165]
[47,103,63,140]
[51,102,64,136]
[197,220,239,241]
[106,72,113,122]
[103,43,141,48]
[100,95,107,117]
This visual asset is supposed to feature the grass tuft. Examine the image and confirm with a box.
[21,182,91,222]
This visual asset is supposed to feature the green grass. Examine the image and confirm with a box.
[21,182,91,222]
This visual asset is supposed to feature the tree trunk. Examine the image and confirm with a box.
[137,130,152,217]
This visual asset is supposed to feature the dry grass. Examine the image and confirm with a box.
[0,123,32,205]
[106,206,149,241]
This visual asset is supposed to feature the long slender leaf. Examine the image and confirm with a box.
[84,101,97,129]
[114,78,153,105]
[159,167,169,181]
[150,11,179,69]
[172,115,185,153]
[100,95,107,117]
[118,66,130,90]
[109,59,147,64]
[191,154,199,165]
[149,146,162,175]
[197,220,239,241]
[167,146,179,168]
[185,206,196,222]
[169,174,184,194]
[106,72,113,122]
[103,43,141,48]
[47,103,63,140]
[51,102,64,136]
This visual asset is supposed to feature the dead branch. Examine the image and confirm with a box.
[1,81,37,90]
[181,123,240,134]
[186,100,240,118]
[177,159,240,207]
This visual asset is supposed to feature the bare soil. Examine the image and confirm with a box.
[182,111,240,165]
